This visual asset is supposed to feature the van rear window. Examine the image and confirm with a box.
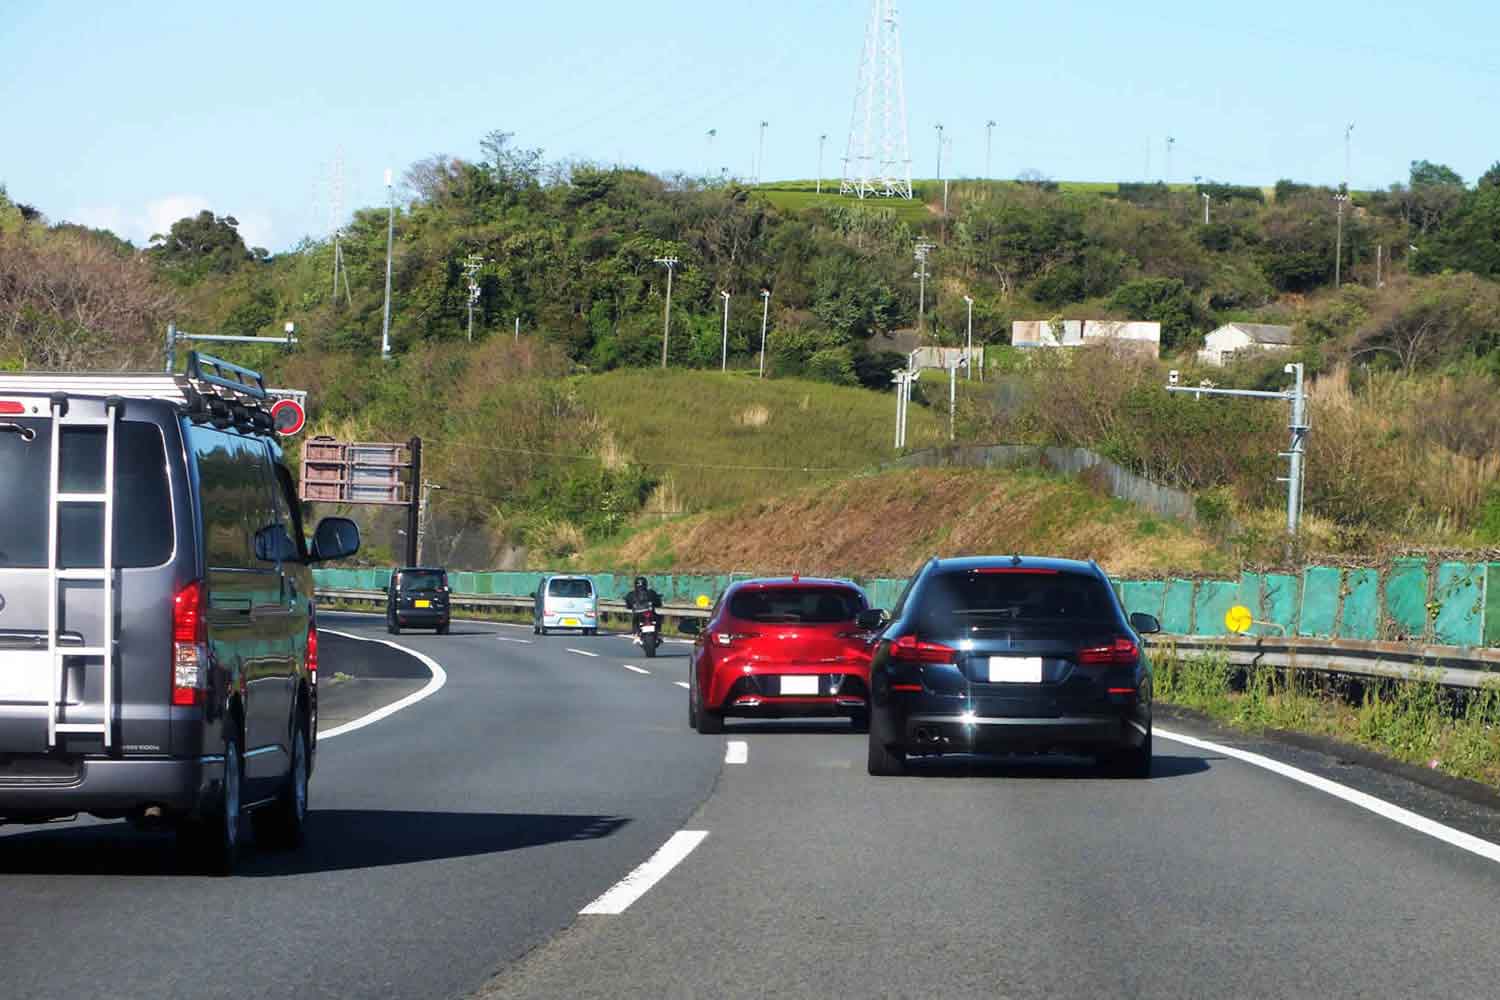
[547,578,593,598]
[0,418,172,569]
[399,570,446,591]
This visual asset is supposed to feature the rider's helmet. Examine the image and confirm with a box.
[634,576,648,591]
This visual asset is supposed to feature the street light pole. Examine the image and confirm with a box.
[985,119,996,179]
[720,290,731,372]
[962,295,974,380]
[380,168,395,362]
[757,120,769,184]
[934,123,944,183]
[1202,192,1211,225]
[913,241,935,337]
[654,256,678,367]
[817,134,827,194]
[759,288,771,378]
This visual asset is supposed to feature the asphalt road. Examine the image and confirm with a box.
[5,615,1500,1000]
[0,616,719,1000]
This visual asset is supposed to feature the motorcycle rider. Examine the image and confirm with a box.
[624,576,662,644]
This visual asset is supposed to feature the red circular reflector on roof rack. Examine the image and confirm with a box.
[270,398,306,436]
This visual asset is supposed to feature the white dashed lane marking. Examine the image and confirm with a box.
[725,741,748,764]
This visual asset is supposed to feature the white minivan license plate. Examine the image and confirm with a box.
[988,657,1043,683]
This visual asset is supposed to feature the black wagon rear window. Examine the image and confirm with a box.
[400,570,446,591]
[919,570,1116,630]
[547,578,593,598]
[729,587,864,624]
[0,418,172,569]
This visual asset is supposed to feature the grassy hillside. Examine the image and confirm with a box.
[572,466,1230,578]
[570,369,944,512]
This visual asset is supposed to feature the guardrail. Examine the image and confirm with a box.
[314,588,713,620]
[315,587,1498,687]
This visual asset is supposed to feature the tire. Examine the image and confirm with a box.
[644,635,659,658]
[386,619,397,635]
[181,734,243,874]
[693,680,724,734]
[867,734,907,776]
[1103,728,1153,779]
[539,626,549,637]
[254,721,309,850]
[688,680,700,729]
[849,708,871,733]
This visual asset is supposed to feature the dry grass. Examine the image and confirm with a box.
[734,404,772,428]
[592,467,1229,577]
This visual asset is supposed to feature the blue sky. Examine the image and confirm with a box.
[3,0,1495,251]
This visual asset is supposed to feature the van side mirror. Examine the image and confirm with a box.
[309,516,360,563]
[678,618,701,635]
[855,609,888,630]
[1129,612,1162,635]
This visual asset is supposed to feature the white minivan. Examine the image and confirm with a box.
[533,575,599,635]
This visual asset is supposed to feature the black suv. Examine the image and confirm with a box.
[386,567,451,634]
[862,556,1159,778]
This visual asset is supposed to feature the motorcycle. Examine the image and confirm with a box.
[636,607,661,658]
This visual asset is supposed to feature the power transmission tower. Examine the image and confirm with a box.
[329,148,353,309]
[840,0,913,200]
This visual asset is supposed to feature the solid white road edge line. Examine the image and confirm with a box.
[568,648,601,658]
[623,664,651,674]
[1156,726,1500,866]
[579,830,710,915]
[725,740,748,764]
[674,681,690,689]
[316,628,448,741]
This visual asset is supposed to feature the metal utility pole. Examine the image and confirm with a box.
[817,134,827,193]
[380,168,395,362]
[934,122,944,182]
[720,290,731,371]
[913,241,936,336]
[1165,137,1175,186]
[1376,244,1384,288]
[1165,364,1308,538]
[404,436,422,566]
[1344,122,1355,191]
[757,120,769,184]
[1202,192,1211,225]
[461,253,485,342]
[948,361,957,441]
[415,480,443,566]
[706,128,717,179]
[653,256,678,367]
[962,295,975,380]
[1334,193,1349,287]
[758,288,771,378]
[985,119,997,179]
[891,367,918,449]
[514,316,520,342]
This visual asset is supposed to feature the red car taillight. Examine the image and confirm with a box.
[307,624,319,683]
[172,580,207,706]
[1076,637,1139,666]
[715,631,762,647]
[889,634,957,665]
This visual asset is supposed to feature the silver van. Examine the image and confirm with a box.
[0,354,359,872]
[532,575,598,635]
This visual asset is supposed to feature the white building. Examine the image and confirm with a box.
[1011,320,1161,359]
[1196,323,1294,367]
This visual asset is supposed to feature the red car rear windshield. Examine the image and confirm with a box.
[728,587,864,624]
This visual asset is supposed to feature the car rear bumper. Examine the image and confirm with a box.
[899,712,1146,753]
[720,694,868,718]
[394,609,449,626]
[543,612,597,628]
[0,756,220,823]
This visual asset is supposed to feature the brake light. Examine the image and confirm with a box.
[889,634,956,664]
[716,631,761,647]
[891,683,924,692]
[0,400,24,414]
[1077,637,1139,666]
[172,581,207,706]
[974,567,1059,575]
[307,625,319,682]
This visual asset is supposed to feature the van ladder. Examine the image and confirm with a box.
[46,394,119,749]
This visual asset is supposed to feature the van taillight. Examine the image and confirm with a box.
[0,401,24,414]
[889,635,957,664]
[307,625,319,682]
[172,580,207,706]
[1076,637,1139,666]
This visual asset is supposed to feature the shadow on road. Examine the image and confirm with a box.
[908,753,1217,781]
[0,810,629,877]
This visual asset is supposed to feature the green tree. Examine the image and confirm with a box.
[149,210,253,279]
[1107,277,1198,350]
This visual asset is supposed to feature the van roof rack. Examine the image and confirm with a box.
[0,351,276,436]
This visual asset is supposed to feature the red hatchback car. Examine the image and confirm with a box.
[683,578,875,733]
